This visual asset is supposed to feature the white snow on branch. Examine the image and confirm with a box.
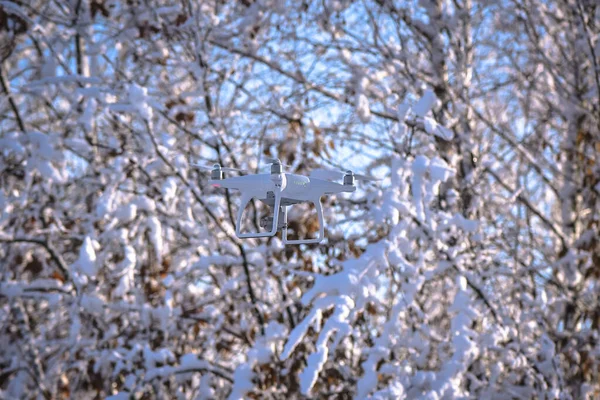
[413,89,436,117]
[25,131,66,183]
[128,83,153,121]
[397,101,411,121]
[300,295,353,395]
[147,216,163,263]
[356,93,371,123]
[429,275,480,398]
[412,155,430,221]
[356,75,371,123]
[282,242,390,394]
[227,363,254,400]
[424,116,454,140]
[449,213,479,233]
[281,306,323,361]
[113,245,137,298]
[74,236,98,277]
[356,273,425,399]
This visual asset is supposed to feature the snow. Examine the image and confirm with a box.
[412,154,430,175]
[96,186,116,219]
[75,236,98,277]
[301,295,352,394]
[429,156,455,182]
[128,83,153,121]
[424,115,438,134]
[356,75,371,123]
[161,177,178,205]
[427,275,481,398]
[113,245,136,298]
[81,293,105,314]
[412,155,430,220]
[144,345,175,371]
[356,273,425,399]
[113,203,137,224]
[134,196,157,212]
[28,278,68,292]
[34,159,66,183]
[283,242,395,394]
[198,374,215,400]
[356,93,371,123]
[281,307,322,360]
[0,279,70,299]
[79,98,97,132]
[371,380,407,400]
[0,281,23,298]
[227,364,254,400]
[162,274,174,287]
[300,348,327,395]
[413,89,436,117]
[0,132,26,157]
[397,102,411,121]
[23,131,66,183]
[450,213,478,233]
[424,116,454,140]
[180,353,201,368]
[27,131,55,158]
[147,216,163,262]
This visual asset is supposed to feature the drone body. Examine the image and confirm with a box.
[204,160,369,244]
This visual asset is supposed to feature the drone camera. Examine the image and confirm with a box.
[260,216,273,229]
[260,207,287,230]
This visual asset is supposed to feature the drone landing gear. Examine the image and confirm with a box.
[236,192,282,238]
[281,199,324,245]
[235,191,324,244]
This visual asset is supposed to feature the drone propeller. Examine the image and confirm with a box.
[261,158,291,168]
[191,163,248,173]
[310,168,380,182]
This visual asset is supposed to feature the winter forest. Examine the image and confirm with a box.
[0,0,599,398]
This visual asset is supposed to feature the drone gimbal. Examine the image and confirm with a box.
[205,159,366,244]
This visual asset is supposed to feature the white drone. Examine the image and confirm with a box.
[196,159,377,244]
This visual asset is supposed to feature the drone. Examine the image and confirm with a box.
[195,159,378,244]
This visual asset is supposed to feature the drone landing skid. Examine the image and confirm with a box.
[281,203,324,245]
[236,192,281,238]
[236,191,324,244]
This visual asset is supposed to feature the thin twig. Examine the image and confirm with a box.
[0,63,26,132]
[485,167,567,251]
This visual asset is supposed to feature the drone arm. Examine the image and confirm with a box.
[211,176,246,190]
[309,178,355,195]
[283,195,324,245]
[235,192,253,235]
